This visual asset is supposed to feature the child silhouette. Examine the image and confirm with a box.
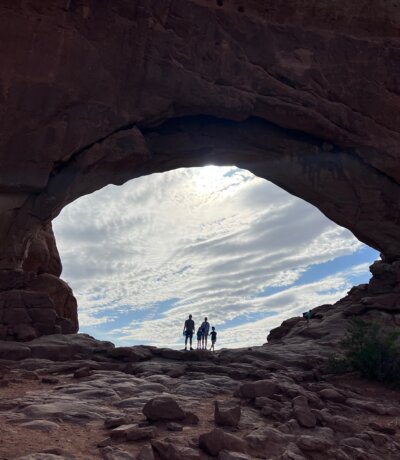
[210,326,217,352]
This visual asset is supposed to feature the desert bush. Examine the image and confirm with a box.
[326,318,400,385]
[325,354,350,375]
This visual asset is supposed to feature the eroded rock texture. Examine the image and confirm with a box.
[268,259,400,345]
[1,1,400,335]
[1,309,400,459]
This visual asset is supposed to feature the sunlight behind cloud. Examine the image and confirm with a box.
[53,167,378,348]
[192,165,248,195]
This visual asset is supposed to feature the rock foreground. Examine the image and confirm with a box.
[1,259,400,458]
[2,286,400,460]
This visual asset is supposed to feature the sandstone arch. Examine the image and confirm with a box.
[1,0,400,339]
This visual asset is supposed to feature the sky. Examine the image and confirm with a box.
[53,166,378,349]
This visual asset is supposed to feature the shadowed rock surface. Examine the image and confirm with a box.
[1,0,400,336]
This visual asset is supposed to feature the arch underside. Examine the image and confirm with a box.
[8,115,400,266]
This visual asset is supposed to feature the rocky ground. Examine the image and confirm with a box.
[2,260,400,459]
[0,329,400,460]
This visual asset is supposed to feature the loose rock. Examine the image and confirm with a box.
[151,440,201,460]
[214,400,241,427]
[292,396,316,428]
[199,428,247,456]
[143,396,186,422]
[19,420,59,432]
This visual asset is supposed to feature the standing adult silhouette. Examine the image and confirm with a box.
[183,314,195,351]
[200,317,210,350]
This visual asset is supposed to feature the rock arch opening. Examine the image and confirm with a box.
[53,165,377,348]
[0,115,398,342]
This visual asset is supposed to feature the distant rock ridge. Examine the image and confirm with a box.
[267,259,400,345]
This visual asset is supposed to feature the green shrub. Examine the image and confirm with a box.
[325,354,350,375]
[326,319,400,385]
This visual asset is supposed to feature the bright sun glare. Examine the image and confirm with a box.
[193,165,231,192]
[193,165,248,194]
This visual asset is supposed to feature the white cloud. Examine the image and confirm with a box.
[78,311,116,327]
[53,166,376,348]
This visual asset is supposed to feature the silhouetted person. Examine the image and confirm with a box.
[210,326,217,352]
[200,317,210,350]
[196,327,203,349]
[183,314,195,351]
[303,309,313,326]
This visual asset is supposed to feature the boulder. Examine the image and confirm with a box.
[101,446,136,460]
[297,434,333,451]
[97,438,112,448]
[22,400,120,422]
[214,400,241,427]
[339,437,368,449]
[126,426,155,441]
[109,423,139,439]
[281,443,308,460]
[292,396,316,428]
[104,417,132,429]
[184,411,200,425]
[238,380,277,399]
[137,445,155,460]
[245,426,290,456]
[166,422,183,431]
[322,414,355,434]
[143,396,185,422]
[19,420,60,432]
[151,440,201,460]
[199,428,247,456]
[138,382,167,393]
[319,388,346,403]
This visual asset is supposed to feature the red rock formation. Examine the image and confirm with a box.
[267,259,400,345]
[0,268,78,341]
[23,224,62,277]
[0,1,400,336]
[27,274,78,334]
